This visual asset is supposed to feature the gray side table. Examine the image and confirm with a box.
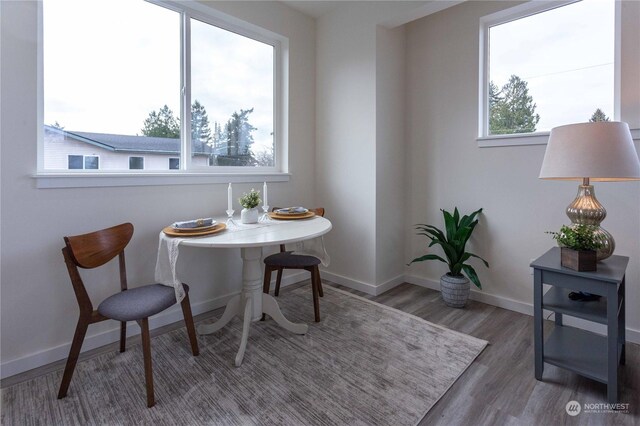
[531,247,628,403]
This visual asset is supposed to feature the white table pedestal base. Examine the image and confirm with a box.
[197,246,308,366]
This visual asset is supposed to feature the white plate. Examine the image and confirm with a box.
[276,207,309,215]
[172,222,217,232]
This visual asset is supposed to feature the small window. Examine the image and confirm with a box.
[68,155,83,170]
[84,156,99,170]
[129,157,144,170]
[169,158,180,170]
[68,154,99,169]
[480,0,615,138]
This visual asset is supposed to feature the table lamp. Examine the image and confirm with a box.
[539,121,640,260]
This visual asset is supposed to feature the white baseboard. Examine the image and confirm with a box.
[404,274,640,344]
[404,275,533,315]
[375,275,406,295]
[0,290,239,380]
[319,271,379,295]
[319,270,404,296]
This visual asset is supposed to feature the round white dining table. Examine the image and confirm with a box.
[180,216,332,366]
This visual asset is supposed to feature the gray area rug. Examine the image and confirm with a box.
[1,286,487,425]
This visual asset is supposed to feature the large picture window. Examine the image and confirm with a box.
[41,0,279,173]
[480,0,616,140]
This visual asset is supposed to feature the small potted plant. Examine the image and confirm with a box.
[239,189,261,224]
[548,224,602,271]
[408,208,489,308]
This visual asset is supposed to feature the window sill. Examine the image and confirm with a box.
[33,172,291,189]
[477,132,550,148]
[478,128,640,148]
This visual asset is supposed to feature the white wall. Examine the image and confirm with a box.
[315,2,419,292]
[404,1,640,337]
[316,3,378,286]
[375,26,406,287]
[0,0,316,377]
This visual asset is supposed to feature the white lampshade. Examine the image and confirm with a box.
[539,121,640,181]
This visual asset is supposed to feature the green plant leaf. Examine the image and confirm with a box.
[462,264,482,289]
[239,189,261,209]
[432,239,459,265]
[547,224,602,251]
[450,263,463,275]
[416,231,433,238]
[411,208,487,281]
[467,252,489,268]
[442,209,456,242]
[417,229,442,240]
[455,226,473,248]
[459,208,483,229]
[407,254,447,266]
[415,224,446,241]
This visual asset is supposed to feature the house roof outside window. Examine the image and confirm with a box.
[44,125,212,156]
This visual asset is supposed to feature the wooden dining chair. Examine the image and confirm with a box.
[262,207,325,322]
[57,223,199,408]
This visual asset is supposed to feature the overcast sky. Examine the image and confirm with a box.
[43,0,274,153]
[45,0,614,144]
[490,0,614,131]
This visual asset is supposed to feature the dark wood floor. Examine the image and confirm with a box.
[329,282,639,426]
[3,280,638,425]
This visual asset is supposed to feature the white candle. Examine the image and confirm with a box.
[227,183,232,211]
[263,181,268,207]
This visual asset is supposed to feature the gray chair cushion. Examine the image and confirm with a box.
[98,284,188,322]
[264,252,320,268]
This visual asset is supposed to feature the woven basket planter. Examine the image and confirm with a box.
[440,274,470,308]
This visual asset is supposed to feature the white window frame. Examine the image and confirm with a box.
[35,0,290,188]
[84,155,100,170]
[128,156,145,170]
[67,154,100,170]
[169,157,180,170]
[477,0,625,147]
[67,155,84,170]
